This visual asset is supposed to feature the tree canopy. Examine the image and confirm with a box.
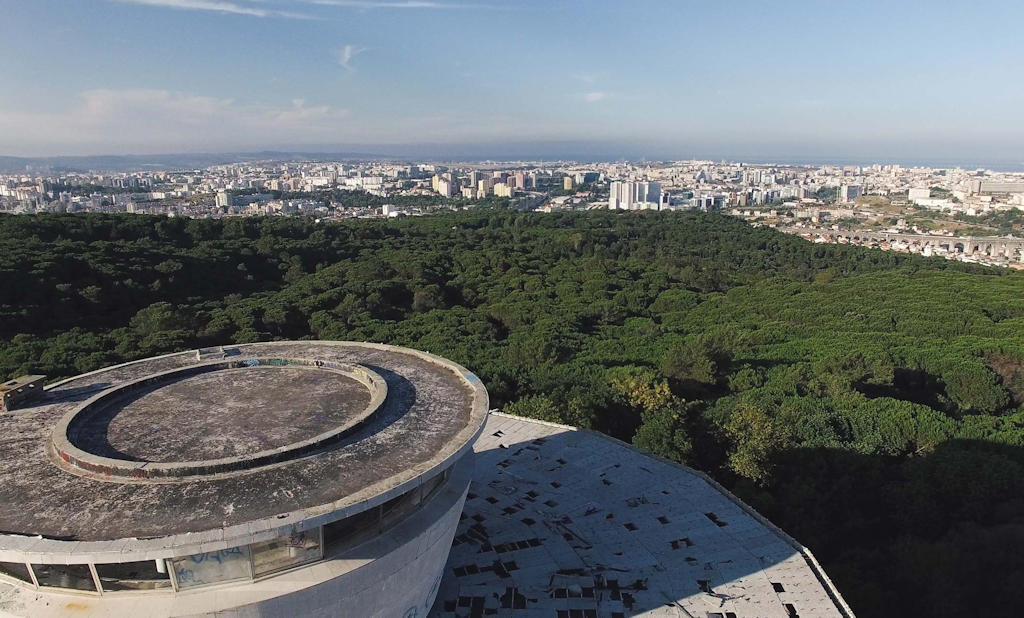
[2,210,1023,617]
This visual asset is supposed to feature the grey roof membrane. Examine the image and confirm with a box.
[433,413,852,618]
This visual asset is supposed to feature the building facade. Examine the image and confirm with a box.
[609,180,663,210]
[0,342,488,617]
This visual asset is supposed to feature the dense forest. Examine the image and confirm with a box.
[2,210,1024,617]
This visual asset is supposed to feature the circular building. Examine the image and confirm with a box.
[0,341,488,618]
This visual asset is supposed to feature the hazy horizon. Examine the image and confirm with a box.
[1,1,1022,162]
[3,143,1024,174]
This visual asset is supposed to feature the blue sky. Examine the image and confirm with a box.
[1,0,1022,162]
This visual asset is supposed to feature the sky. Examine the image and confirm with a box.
[1,0,1023,163]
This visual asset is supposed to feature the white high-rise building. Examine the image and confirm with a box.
[609,181,626,209]
[215,190,232,208]
[432,173,458,198]
[609,180,662,210]
[436,178,456,198]
[838,184,863,203]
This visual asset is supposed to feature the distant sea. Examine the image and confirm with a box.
[398,151,1024,172]
[2,150,1023,174]
[699,155,1024,173]
[505,153,1024,172]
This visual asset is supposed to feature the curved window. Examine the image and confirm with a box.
[6,465,453,595]
[381,485,423,529]
[96,560,172,591]
[170,547,252,590]
[32,563,96,592]
[251,528,322,577]
[323,502,381,550]
[0,562,32,585]
[324,467,451,556]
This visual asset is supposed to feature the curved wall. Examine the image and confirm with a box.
[231,458,471,618]
[0,455,473,617]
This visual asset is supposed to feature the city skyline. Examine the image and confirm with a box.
[1,0,1023,162]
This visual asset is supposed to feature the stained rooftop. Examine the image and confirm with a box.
[0,342,487,545]
[74,365,372,462]
[433,413,853,618]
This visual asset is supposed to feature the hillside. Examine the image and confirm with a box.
[2,210,1023,616]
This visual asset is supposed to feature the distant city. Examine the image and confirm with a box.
[3,157,1024,268]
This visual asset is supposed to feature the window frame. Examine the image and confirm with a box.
[94,559,174,595]
[0,561,37,590]
[1,465,453,596]
[250,526,325,581]
[29,562,101,595]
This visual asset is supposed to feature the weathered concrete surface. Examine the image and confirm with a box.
[0,454,474,618]
[52,360,390,482]
[0,342,484,543]
[432,413,854,618]
[78,366,372,462]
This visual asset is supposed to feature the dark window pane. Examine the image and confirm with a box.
[420,469,449,501]
[95,560,171,591]
[381,488,421,530]
[323,506,380,552]
[251,529,322,577]
[0,561,31,584]
[32,564,96,592]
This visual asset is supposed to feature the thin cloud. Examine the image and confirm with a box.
[0,89,352,154]
[585,92,607,102]
[0,88,572,155]
[336,45,367,72]
[309,0,495,9]
[112,0,314,19]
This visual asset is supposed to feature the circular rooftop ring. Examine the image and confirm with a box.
[0,341,486,555]
[49,358,388,481]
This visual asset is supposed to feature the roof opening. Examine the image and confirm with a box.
[705,512,728,527]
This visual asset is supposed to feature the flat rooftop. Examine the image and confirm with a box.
[433,413,852,618]
[0,342,487,546]
[72,365,373,462]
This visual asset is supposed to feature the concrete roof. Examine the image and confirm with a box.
[0,375,46,393]
[433,413,853,618]
[0,342,488,558]
[74,365,373,463]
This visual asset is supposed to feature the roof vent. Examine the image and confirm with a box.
[0,375,46,412]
